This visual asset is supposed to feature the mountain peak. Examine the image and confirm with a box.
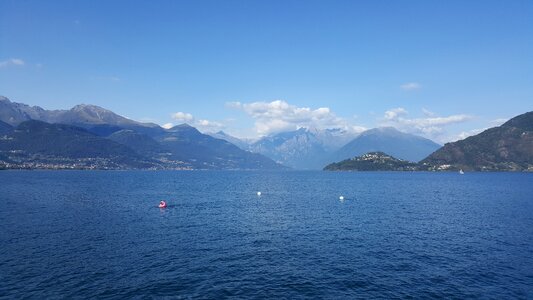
[213,130,236,138]
[208,130,251,150]
[362,127,401,135]
[377,126,400,132]
[71,104,111,113]
[0,96,10,103]
[502,111,533,131]
[166,123,202,136]
[172,123,194,129]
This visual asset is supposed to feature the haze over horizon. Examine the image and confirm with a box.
[1,0,532,143]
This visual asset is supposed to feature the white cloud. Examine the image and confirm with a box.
[446,117,507,142]
[171,112,194,123]
[453,128,486,141]
[8,58,24,65]
[162,123,174,129]
[422,108,435,117]
[169,112,225,132]
[196,119,224,132]
[225,101,242,109]
[400,82,422,91]
[93,76,121,82]
[381,107,474,142]
[384,107,408,120]
[491,118,508,126]
[348,125,368,133]
[197,119,221,127]
[227,100,366,136]
[0,58,25,68]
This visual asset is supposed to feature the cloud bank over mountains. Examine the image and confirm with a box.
[163,100,477,143]
[380,107,474,143]
[227,100,367,136]
[166,111,225,132]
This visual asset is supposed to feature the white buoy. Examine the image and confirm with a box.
[257,191,262,196]
[339,195,344,201]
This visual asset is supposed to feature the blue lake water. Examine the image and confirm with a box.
[1,171,532,298]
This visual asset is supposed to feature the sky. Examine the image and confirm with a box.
[0,0,532,142]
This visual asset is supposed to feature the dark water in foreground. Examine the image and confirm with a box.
[1,171,532,299]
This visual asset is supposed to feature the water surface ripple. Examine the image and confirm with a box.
[1,171,532,298]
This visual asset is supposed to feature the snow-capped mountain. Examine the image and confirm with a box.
[249,127,359,169]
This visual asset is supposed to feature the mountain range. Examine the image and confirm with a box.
[0,96,166,137]
[0,96,154,127]
[1,94,442,170]
[0,96,284,170]
[246,127,357,169]
[325,111,533,172]
[1,95,531,171]
[0,120,156,169]
[212,127,440,169]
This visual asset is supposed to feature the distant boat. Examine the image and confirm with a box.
[459,169,464,175]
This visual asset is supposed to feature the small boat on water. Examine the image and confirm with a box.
[459,169,464,175]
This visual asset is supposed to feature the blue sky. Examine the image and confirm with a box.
[1,0,532,142]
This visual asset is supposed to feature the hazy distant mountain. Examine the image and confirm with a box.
[422,111,533,171]
[332,127,441,163]
[250,128,327,169]
[209,127,435,170]
[312,128,359,152]
[0,120,157,169]
[208,131,251,150]
[249,127,358,169]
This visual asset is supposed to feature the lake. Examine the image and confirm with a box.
[1,171,532,298]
